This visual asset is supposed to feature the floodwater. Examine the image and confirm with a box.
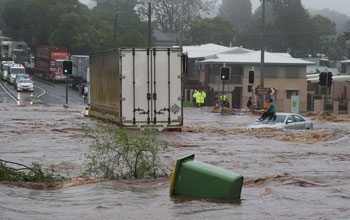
[1,104,350,219]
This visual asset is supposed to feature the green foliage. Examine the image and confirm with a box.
[1,0,149,54]
[183,101,195,107]
[186,17,235,46]
[236,0,339,58]
[137,0,217,33]
[0,160,66,184]
[83,125,168,179]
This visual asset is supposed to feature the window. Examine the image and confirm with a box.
[294,115,305,122]
[286,90,298,99]
[287,115,295,122]
[275,115,287,123]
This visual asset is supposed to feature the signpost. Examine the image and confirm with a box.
[255,87,275,95]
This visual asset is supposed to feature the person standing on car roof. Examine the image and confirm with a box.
[259,99,276,121]
[192,89,198,107]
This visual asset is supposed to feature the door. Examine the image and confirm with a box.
[285,115,297,129]
[291,95,300,113]
[120,48,183,126]
[293,115,307,129]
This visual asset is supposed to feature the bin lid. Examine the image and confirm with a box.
[169,154,195,196]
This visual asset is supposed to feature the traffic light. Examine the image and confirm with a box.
[248,85,252,92]
[327,72,333,87]
[220,67,230,81]
[319,72,327,87]
[249,70,254,84]
[63,61,72,75]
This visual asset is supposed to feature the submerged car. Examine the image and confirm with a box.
[247,113,313,130]
[16,79,34,92]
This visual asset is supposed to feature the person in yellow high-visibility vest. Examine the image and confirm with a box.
[197,90,206,107]
[220,93,229,107]
[192,89,199,107]
[220,94,226,101]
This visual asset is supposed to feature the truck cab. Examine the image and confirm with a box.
[48,52,68,82]
[0,41,13,60]
[8,64,26,84]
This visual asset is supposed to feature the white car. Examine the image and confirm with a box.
[16,79,34,92]
[247,113,313,130]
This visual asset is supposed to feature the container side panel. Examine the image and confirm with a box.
[90,51,120,122]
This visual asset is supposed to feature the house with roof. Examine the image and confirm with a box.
[304,59,350,113]
[183,43,314,112]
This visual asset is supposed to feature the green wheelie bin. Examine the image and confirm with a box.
[169,154,243,200]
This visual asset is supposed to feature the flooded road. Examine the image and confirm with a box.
[1,104,350,219]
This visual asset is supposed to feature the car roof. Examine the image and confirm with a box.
[276,113,301,116]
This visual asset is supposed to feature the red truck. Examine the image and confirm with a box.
[34,45,68,82]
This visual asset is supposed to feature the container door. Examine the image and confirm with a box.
[152,49,182,124]
[120,49,150,125]
[121,48,182,126]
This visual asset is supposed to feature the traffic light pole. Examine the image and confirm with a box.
[66,75,69,104]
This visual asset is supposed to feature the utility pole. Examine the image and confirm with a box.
[148,2,152,48]
[114,12,118,47]
[179,0,184,47]
[260,0,266,108]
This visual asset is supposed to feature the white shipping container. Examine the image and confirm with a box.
[90,48,185,130]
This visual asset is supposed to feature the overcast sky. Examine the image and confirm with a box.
[79,0,350,17]
[251,0,350,16]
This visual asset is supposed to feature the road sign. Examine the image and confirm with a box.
[255,87,276,95]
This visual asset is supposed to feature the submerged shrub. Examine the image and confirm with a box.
[83,125,168,179]
[0,160,66,184]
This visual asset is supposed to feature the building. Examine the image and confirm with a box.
[183,44,314,112]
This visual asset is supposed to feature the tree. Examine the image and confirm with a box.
[308,15,337,57]
[0,0,8,32]
[185,17,235,46]
[236,0,338,58]
[218,0,252,30]
[91,2,149,49]
[137,0,217,33]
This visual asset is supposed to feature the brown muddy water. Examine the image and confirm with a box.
[0,104,350,220]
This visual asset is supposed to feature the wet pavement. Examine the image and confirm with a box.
[0,104,350,219]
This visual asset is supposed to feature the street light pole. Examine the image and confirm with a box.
[148,2,152,48]
[114,12,118,47]
[260,0,266,108]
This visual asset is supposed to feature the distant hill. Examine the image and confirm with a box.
[308,8,350,34]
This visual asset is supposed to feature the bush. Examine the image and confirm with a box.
[83,125,168,179]
[0,160,66,184]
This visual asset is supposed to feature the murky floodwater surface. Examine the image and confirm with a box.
[1,104,350,219]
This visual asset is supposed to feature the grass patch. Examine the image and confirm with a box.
[183,101,195,107]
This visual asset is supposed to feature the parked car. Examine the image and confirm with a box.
[247,113,313,130]
[15,78,34,92]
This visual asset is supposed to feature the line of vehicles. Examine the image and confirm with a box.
[1,42,89,94]
[0,61,33,92]
[27,45,89,93]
